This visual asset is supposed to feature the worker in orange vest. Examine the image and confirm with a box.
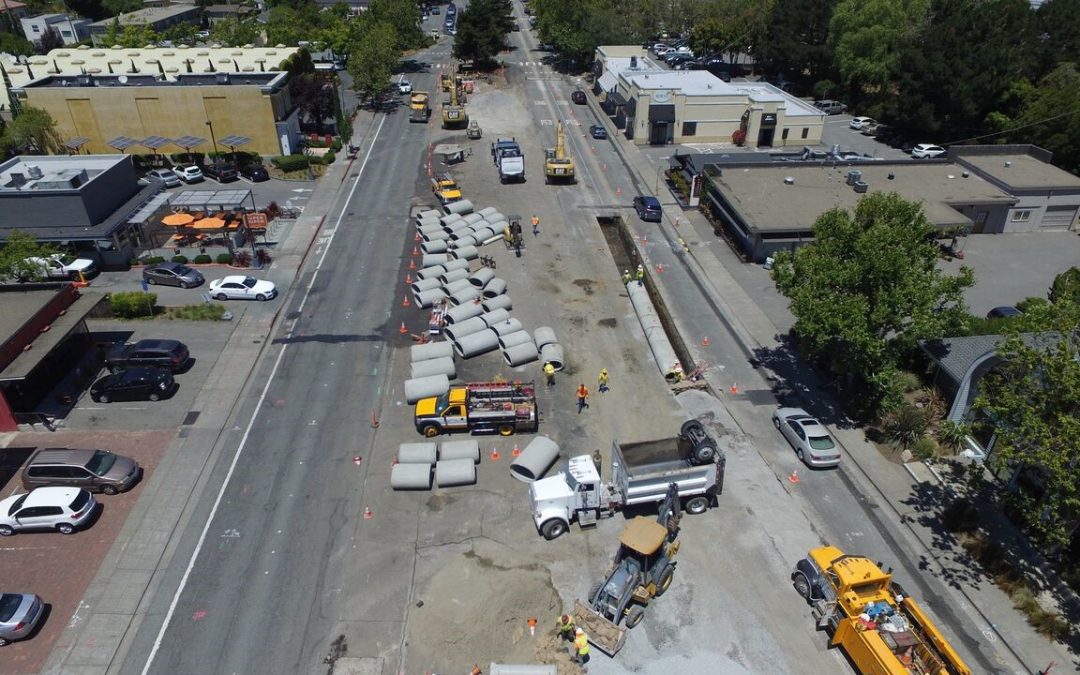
[572,627,590,664]
[576,383,590,414]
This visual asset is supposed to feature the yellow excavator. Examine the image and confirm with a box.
[442,80,468,129]
[544,121,575,184]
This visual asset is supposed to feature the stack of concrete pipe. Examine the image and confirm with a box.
[443,199,474,216]
[625,280,682,383]
[391,441,436,490]
[534,326,564,371]
[409,340,457,380]
[391,439,479,490]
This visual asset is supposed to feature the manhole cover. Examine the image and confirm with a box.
[182,411,201,426]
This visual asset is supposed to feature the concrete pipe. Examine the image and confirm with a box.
[419,221,444,235]
[450,233,478,247]
[453,329,500,359]
[451,245,479,261]
[444,316,489,342]
[439,268,471,285]
[443,259,471,272]
[498,330,534,349]
[445,220,474,234]
[489,317,523,336]
[423,230,451,243]
[627,282,682,383]
[479,308,511,327]
[503,341,539,367]
[510,436,560,483]
[397,442,438,464]
[533,327,557,350]
[482,278,508,298]
[449,287,481,305]
[444,199,474,215]
[477,206,499,218]
[411,340,454,362]
[540,342,565,371]
[416,208,441,221]
[413,287,447,309]
[435,458,477,487]
[439,439,480,463]
[416,265,447,280]
[482,294,513,312]
[442,278,473,296]
[482,232,504,247]
[468,267,496,288]
[485,212,507,225]
[421,240,448,255]
[410,356,457,380]
[472,226,496,242]
[404,374,449,404]
[391,463,433,490]
[411,277,442,293]
[422,253,449,268]
[463,213,485,225]
[444,302,484,325]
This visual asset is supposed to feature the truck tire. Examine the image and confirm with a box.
[588,581,603,603]
[540,519,568,540]
[684,496,709,515]
[655,564,675,597]
[498,424,514,436]
[625,605,645,628]
[792,571,812,600]
[680,419,705,437]
[420,423,442,437]
[691,442,715,463]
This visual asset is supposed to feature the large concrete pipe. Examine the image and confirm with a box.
[627,281,682,382]
[483,294,513,312]
[391,463,433,490]
[435,458,477,487]
[445,220,474,234]
[444,302,484,325]
[482,278,508,298]
[439,268,470,285]
[533,327,557,350]
[540,342,565,371]
[411,277,442,293]
[489,317,523,336]
[413,287,447,308]
[416,208,441,221]
[510,436,560,482]
[404,374,449,404]
[485,212,507,225]
[472,226,497,242]
[468,267,496,288]
[411,340,454,362]
[479,308,511,327]
[421,253,449,268]
[498,330,534,349]
[410,356,457,380]
[451,233,478,248]
[439,439,480,463]
[444,199,474,215]
[419,221,444,235]
[463,213,485,225]
[449,287,480,305]
[440,212,463,226]
[444,316,489,342]
[449,227,477,241]
[443,259,471,272]
[477,206,499,218]
[416,265,446,280]
[421,240,448,254]
[397,442,438,464]
[423,229,451,243]
[503,341,539,367]
[442,278,473,296]
[451,245,479,261]
[453,329,500,358]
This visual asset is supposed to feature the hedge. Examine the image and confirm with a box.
[272,154,310,172]
[322,151,336,165]
[216,253,233,264]
[193,254,212,264]
[110,291,156,319]
[171,255,189,264]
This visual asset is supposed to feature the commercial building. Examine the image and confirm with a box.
[592,46,825,148]
[20,13,93,46]
[87,5,202,46]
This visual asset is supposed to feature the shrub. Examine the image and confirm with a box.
[911,436,939,461]
[1015,296,1049,312]
[322,151,336,164]
[215,253,234,264]
[882,403,931,449]
[1030,609,1069,640]
[271,154,310,172]
[171,255,189,264]
[166,304,226,320]
[110,291,156,319]
[940,499,979,533]
[255,249,272,267]
[143,255,166,265]
[232,250,252,267]
[936,420,970,452]
[266,201,282,218]
[893,370,922,393]
[331,138,342,151]
[1049,266,1080,305]
[192,254,212,264]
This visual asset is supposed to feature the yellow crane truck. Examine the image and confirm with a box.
[544,121,575,184]
[414,381,538,437]
[792,546,972,675]
[409,92,431,123]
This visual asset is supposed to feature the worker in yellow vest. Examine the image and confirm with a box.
[572,627,590,664]
[555,613,575,641]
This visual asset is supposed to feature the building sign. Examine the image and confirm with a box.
[761,113,777,127]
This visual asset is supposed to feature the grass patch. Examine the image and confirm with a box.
[164,304,226,320]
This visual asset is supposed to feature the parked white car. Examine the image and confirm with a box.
[849,116,875,131]
[0,487,98,536]
[772,407,841,468]
[911,143,946,159]
[145,168,181,187]
[173,164,204,183]
[209,275,278,301]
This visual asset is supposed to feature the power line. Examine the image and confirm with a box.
[945,107,1080,146]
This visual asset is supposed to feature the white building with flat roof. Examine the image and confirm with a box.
[20,13,93,46]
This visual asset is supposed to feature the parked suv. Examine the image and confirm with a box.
[203,163,238,183]
[173,164,204,183]
[813,99,848,115]
[633,195,662,222]
[0,487,98,536]
[104,339,190,372]
[22,448,141,495]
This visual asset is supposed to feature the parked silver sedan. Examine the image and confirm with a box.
[772,407,841,468]
[0,593,44,646]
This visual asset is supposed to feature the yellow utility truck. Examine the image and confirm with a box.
[431,173,462,204]
[544,121,575,184]
[792,546,972,675]
[414,381,538,437]
[409,92,431,123]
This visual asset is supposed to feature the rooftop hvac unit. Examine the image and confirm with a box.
[846,169,862,185]
[853,180,868,194]
[215,73,229,84]
[784,176,795,185]
[630,56,638,69]
[7,172,26,187]
[26,165,43,179]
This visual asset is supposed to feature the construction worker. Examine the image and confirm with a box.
[598,368,609,393]
[531,213,540,236]
[576,383,590,414]
[572,627,590,664]
[636,264,645,285]
[544,361,555,386]
[622,268,632,285]
[555,613,575,641]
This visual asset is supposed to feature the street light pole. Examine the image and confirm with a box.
[205,119,219,162]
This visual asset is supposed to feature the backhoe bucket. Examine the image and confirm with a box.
[573,600,626,656]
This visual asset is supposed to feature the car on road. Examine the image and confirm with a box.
[91,367,176,403]
[142,261,204,288]
[588,124,607,140]
[195,30,210,40]
[240,164,269,182]
[398,79,412,94]
[772,407,841,468]
[431,5,439,13]
[571,90,586,105]
[209,275,278,301]
[173,164,204,183]
[145,168,181,187]
[0,487,98,536]
[0,593,44,646]
[203,163,238,183]
[22,448,141,495]
[986,305,1022,319]
[813,99,848,115]
[105,339,190,372]
[849,116,875,131]
[633,195,662,222]
[911,143,946,159]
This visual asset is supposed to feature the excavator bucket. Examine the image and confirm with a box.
[573,599,626,656]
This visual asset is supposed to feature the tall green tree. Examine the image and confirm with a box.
[689,0,773,63]
[828,0,930,99]
[1,106,63,155]
[211,18,260,47]
[346,20,397,100]
[756,0,838,93]
[453,0,513,66]
[0,231,56,281]
[368,0,424,50]
[532,0,633,66]
[771,192,974,411]
[1009,63,1080,176]
[1033,0,1080,78]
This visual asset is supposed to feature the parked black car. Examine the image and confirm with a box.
[203,163,239,183]
[91,367,176,403]
[571,90,587,105]
[240,164,269,182]
[142,262,204,288]
[588,124,607,140]
[104,339,190,372]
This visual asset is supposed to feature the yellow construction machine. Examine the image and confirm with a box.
[431,173,463,204]
[441,82,468,129]
[544,121,575,184]
[409,92,431,123]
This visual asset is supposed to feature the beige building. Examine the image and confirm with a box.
[593,46,824,148]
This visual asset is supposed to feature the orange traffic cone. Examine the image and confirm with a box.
[412,245,420,256]
[702,336,710,346]
[512,443,521,458]
[414,232,421,242]
[788,470,800,484]
[656,264,664,273]
[402,295,411,308]
[405,273,412,285]
[408,258,416,270]
[528,617,537,636]
[363,506,374,520]
[399,322,409,334]
[729,383,739,395]
[615,186,622,195]
[491,447,501,461]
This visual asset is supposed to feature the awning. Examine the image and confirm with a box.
[0,291,107,382]
[649,104,676,123]
[162,213,195,226]
[127,192,171,225]
[597,71,617,92]
[170,189,252,212]
[608,90,627,107]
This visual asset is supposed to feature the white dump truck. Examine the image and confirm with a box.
[529,420,725,540]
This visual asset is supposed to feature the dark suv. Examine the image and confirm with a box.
[633,195,662,222]
[104,339,190,372]
[204,163,239,183]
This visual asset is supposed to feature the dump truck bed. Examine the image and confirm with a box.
[573,599,626,656]
[611,438,720,506]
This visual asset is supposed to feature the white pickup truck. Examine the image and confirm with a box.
[24,254,97,281]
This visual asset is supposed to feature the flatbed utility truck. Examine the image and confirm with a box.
[414,381,538,437]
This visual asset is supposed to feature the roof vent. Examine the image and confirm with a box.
[846,169,862,186]
[887,172,895,180]
[853,180,868,193]
[26,165,43,179]
[962,170,969,178]
[784,176,795,185]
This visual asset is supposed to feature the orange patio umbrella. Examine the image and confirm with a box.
[191,217,227,230]
[162,213,195,226]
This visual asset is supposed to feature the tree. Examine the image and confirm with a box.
[532,0,633,67]
[688,0,774,64]
[827,0,930,98]
[1009,63,1080,176]
[346,20,397,101]
[973,314,1080,549]
[0,231,56,282]
[290,73,338,132]
[0,31,35,57]
[1,106,64,155]
[367,0,424,50]
[211,18,260,47]
[770,192,974,411]
[454,0,513,66]
[756,0,838,93]
[35,27,65,54]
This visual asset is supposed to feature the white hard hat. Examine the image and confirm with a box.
[575,627,584,635]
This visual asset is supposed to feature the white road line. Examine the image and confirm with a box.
[140,113,389,675]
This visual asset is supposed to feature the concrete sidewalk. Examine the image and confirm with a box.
[40,111,379,674]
